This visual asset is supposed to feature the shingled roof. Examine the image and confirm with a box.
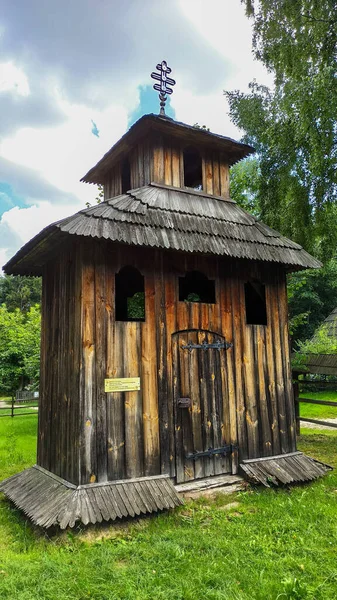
[4,182,321,276]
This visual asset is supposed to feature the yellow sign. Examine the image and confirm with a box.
[104,377,141,393]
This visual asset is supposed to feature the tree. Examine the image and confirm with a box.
[229,157,261,217]
[0,275,41,313]
[226,1,337,261]
[0,305,41,393]
[287,258,337,347]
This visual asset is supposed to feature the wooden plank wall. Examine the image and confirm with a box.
[103,135,231,199]
[38,242,81,485]
[104,164,122,200]
[152,136,230,198]
[39,240,296,485]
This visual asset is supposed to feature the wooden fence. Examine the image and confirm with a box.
[0,392,39,418]
[293,373,337,434]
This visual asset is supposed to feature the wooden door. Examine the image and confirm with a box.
[172,329,233,484]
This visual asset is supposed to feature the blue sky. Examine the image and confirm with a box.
[0,0,271,268]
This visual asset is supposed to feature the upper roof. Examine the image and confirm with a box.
[81,114,255,184]
[4,182,321,276]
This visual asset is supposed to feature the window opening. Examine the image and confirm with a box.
[179,271,215,303]
[115,266,145,321]
[121,158,131,193]
[183,147,203,190]
[244,281,267,325]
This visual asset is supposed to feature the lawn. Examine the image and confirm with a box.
[0,416,337,599]
[299,390,337,420]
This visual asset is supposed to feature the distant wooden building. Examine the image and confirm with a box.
[0,113,329,528]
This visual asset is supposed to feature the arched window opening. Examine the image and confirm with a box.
[115,266,145,322]
[179,271,215,304]
[121,158,131,193]
[244,281,267,325]
[183,147,203,190]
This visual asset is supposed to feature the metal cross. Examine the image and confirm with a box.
[151,60,176,116]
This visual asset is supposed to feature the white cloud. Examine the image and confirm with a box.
[0,1,274,265]
[0,61,30,96]
[0,97,129,206]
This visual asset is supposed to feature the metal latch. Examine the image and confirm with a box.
[181,340,232,352]
[177,397,191,408]
[186,444,238,460]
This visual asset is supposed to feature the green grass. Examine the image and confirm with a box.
[1,417,337,599]
[299,390,337,419]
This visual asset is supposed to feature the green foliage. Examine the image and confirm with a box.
[298,324,337,355]
[0,275,41,313]
[226,1,337,261]
[230,156,261,216]
[0,305,41,393]
[127,292,145,320]
[287,258,337,346]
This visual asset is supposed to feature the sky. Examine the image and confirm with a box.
[0,0,272,269]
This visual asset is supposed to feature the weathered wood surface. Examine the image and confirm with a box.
[240,451,332,487]
[172,330,233,484]
[37,239,297,485]
[0,466,182,529]
[38,245,81,485]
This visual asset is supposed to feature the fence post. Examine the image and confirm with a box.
[11,395,14,418]
[293,372,300,435]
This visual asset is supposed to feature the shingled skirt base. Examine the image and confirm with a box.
[0,465,182,529]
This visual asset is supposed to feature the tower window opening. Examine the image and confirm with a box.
[121,158,131,193]
[115,266,145,321]
[179,270,215,303]
[183,147,203,190]
[244,281,267,325]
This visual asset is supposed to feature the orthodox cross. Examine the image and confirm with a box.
[151,60,176,116]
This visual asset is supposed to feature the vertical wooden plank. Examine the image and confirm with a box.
[212,155,221,196]
[107,319,126,480]
[80,250,97,484]
[94,245,108,482]
[155,253,170,474]
[179,332,195,481]
[164,145,172,186]
[242,318,260,459]
[188,334,204,479]
[172,145,180,187]
[205,155,213,195]
[124,322,144,478]
[264,284,281,455]
[172,334,184,483]
[255,326,273,456]
[69,243,82,485]
[277,271,296,451]
[143,140,151,184]
[207,333,222,475]
[37,270,48,469]
[164,267,177,477]
[153,138,165,184]
[198,330,214,477]
[217,343,231,474]
[231,277,248,460]
[221,275,238,473]
[138,142,144,187]
[142,271,160,476]
[220,159,230,198]
[270,275,288,453]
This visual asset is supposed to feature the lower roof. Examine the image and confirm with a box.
[4,183,321,275]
